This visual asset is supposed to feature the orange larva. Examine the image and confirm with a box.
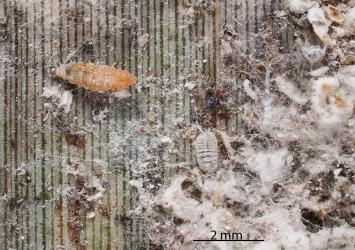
[55,62,136,91]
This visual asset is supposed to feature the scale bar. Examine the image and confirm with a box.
[193,239,264,242]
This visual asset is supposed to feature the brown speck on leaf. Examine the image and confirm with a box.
[115,213,131,225]
[63,5,84,22]
[63,127,86,148]
[54,202,62,215]
[193,86,231,128]
[98,206,110,217]
[172,216,185,225]
[180,174,202,201]
[193,3,204,17]
[181,176,194,190]
[301,208,323,233]
[209,2,216,15]
[307,171,335,202]
[225,199,249,217]
[67,218,84,247]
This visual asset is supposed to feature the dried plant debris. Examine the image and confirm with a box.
[182,0,217,22]
[42,85,73,118]
[62,127,86,148]
[138,33,150,48]
[192,86,232,127]
[120,1,355,250]
[62,158,108,248]
[290,0,355,43]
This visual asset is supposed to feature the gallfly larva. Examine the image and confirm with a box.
[55,62,136,91]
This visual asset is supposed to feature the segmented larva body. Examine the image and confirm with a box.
[55,62,136,91]
[194,131,219,173]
